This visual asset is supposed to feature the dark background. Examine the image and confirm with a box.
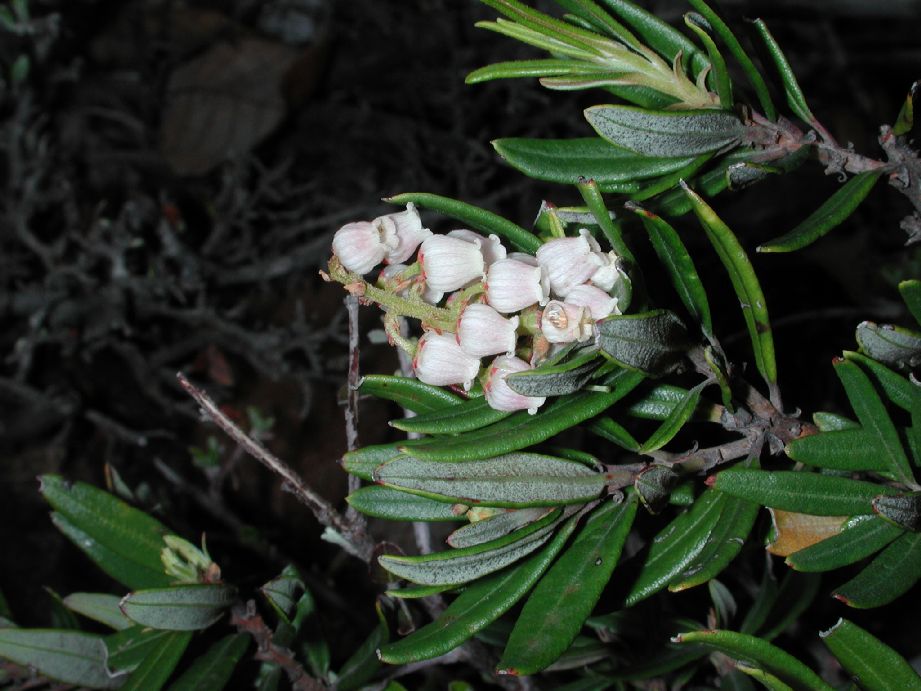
[2,0,920,684]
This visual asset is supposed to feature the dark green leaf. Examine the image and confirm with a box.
[856,321,921,370]
[892,81,917,137]
[392,397,509,435]
[635,465,680,513]
[584,106,743,157]
[359,375,462,414]
[755,571,821,641]
[63,593,131,631]
[0,629,122,688]
[492,137,697,191]
[385,192,540,253]
[653,149,758,215]
[758,171,883,253]
[378,513,580,664]
[820,618,921,691]
[577,178,636,261]
[120,584,237,631]
[711,469,898,516]
[40,475,171,590]
[347,485,465,522]
[843,351,920,413]
[872,492,921,531]
[626,383,690,420]
[543,635,609,672]
[786,429,893,473]
[260,565,303,623]
[506,347,601,397]
[673,630,832,691]
[683,184,776,385]
[466,59,614,84]
[336,603,388,691]
[401,369,645,461]
[597,309,690,375]
[385,583,458,600]
[498,497,638,674]
[447,508,555,548]
[812,412,859,432]
[631,205,712,338]
[106,626,175,674]
[833,530,921,608]
[629,153,714,202]
[168,633,250,691]
[120,631,191,691]
[900,279,921,325]
[726,161,781,190]
[342,443,402,481]
[752,19,814,123]
[588,416,641,451]
[45,588,80,630]
[640,380,708,453]
[375,453,606,508]
[786,515,903,572]
[683,13,733,107]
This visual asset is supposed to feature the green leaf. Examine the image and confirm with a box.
[752,19,814,123]
[589,416,641,451]
[342,443,402,481]
[401,369,645,461]
[673,630,832,691]
[40,475,171,589]
[900,279,921,325]
[347,485,465,521]
[786,515,904,572]
[626,383,690,420]
[385,583,458,599]
[597,309,690,376]
[385,192,540,253]
[336,603,388,691]
[260,565,303,623]
[120,631,191,691]
[683,184,776,385]
[892,81,917,137]
[167,633,250,691]
[758,171,883,253]
[812,412,859,432]
[506,347,601,397]
[653,149,758,215]
[447,508,555,548]
[640,380,708,453]
[391,396,510,435]
[492,137,697,191]
[631,205,712,338]
[378,509,563,586]
[635,464,680,513]
[376,453,606,508]
[624,489,725,605]
[856,321,921,370]
[736,665,795,690]
[63,593,131,631]
[820,618,921,691]
[755,571,821,641]
[498,497,638,675]
[683,13,733,107]
[834,358,915,485]
[0,629,123,688]
[843,351,920,413]
[120,585,237,631]
[629,152,715,202]
[359,374,462,414]
[466,58,615,84]
[834,531,921,607]
[106,626,175,674]
[578,178,636,261]
[711,469,898,516]
[585,106,743,157]
[872,492,921,531]
[378,513,580,663]
[686,0,776,119]
[786,429,894,473]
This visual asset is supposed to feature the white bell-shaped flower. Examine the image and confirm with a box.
[448,229,507,266]
[332,220,396,275]
[536,229,603,297]
[413,331,481,390]
[565,283,620,320]
[485,257,550,314]
[484,355,546,414]
[419,235,486,292]
[456,303,519,358]
[541,300,593,343]
[374,203,432,265]
[590,251,625,292]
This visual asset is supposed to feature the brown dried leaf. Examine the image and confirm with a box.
[766,509,847,556]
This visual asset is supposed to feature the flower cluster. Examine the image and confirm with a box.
[328,205,626,414]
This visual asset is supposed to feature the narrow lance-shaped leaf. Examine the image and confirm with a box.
[378,513,581,664]
[900,278,921,326]
[120,584,237,631]
[758,171,883,253]
[589,416,641,452]
[872,493,921,531]
[585,106,744,158]
[341,442,402,482]
[392,396,509,435]
[597,310,690,376]
[752,19,814,123]
[834,531,921,608]
[855,321,921,370]
[498,496,638,675]
[820,618,921,691]
[447,508,554,548]
[786,429,894,474]
[0,629,123,689]
[260,565,303,623]
[335,602,389,691]
[683,13,733,107]
[119,630,192,691]
[506,347,601,397]
[683,183,776,385]
[63,593,132,631]
[892,81,917,137]
[640,379,708,453]
[168,633,250,691]
[755,572,821,642]
[630,152,714,202]
[347,485,465,522]
[106,626,176,675]
[466,58,617,84]
[578,178,635,262]
[843,350,921,413]
[786,516,904,573]
[359,374,462,414]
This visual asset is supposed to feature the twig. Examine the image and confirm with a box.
[344,296,364,524]
[177,372,373,562]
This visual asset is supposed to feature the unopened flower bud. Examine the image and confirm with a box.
[374,203,431,265]
[332,220,395,275]
[541,300,593,343]
[536,229,603,297]
[448,229,507,266]
[379,264,443,304]
[413,331,481,390]
[565,283,620,320]
[486,258,550,314]
[484,355,546,414]
[419,235,485,292]
[456,303,519,358]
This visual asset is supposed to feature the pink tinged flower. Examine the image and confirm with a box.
[332,221,393,275]
[541,300,593,343]
[484,355,546,414]
[590,251,625,292]
[448,229,507,266]
[418,235,486,292]
[565,283,620,320]
[378,264,443,304]
[485,258,550,314]
[412,332,481,390]
[456,303,519,358]
[535,229,604,297]
[375,203,432,265]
